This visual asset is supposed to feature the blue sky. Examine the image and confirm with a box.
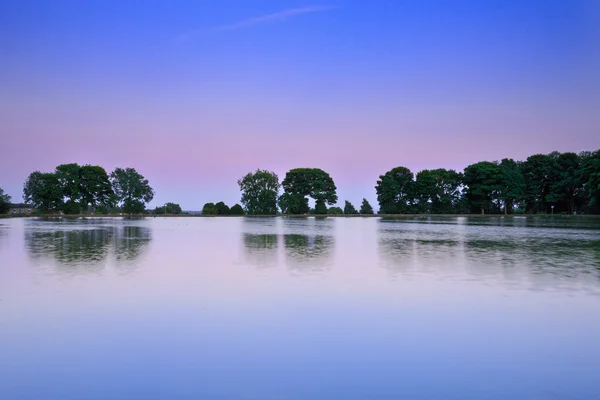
[1,0,599,210]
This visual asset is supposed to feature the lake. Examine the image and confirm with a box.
[1,216,600,399]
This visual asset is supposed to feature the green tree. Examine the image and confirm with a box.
[155,202,183,214]
[344,200,358,214]
[237,169,280,215]
[328,206,343,215]
[359,198,374,214]
[498,159,526,214]
[375,166,415,214]
[202,202,218,215]
[463,161,503,214]
[55,163,82,212]
[414,168,463,214]
[547,152,581,214]
[215,201,231,215]
[522,154,555,213]
[23,172,63,212]
[282,168,338,215]
[79,165,115,211]
[0,188,11,214]
[314,200,328,215]
[580,149,600,212]
[230,204,245,215]
[278,192,309,214]
[109,168,154,215]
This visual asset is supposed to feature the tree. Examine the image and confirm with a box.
[547,152,581,214]
[109,168,154,215]
[344,200,358,214]
[328,206,343,215]
[0,188,11,214]
[23,171,63,212]
[522,154,555,213]
[237,169,280,215]
[55,163,82,212]
[375,166,415,214]
[414,169,463,214]
[215,201,231,215]
[498,159,525,214]
[580,149,600,212]
[359,198,374,214]
[202,202,218,215]
[278,192,309,214]
[282,168,338,215]
[463,161,503,214]
[79,165,114,211]
[155,202,182,214]
[230,204,245,215]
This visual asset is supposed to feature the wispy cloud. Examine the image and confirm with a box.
[177,5,337,41]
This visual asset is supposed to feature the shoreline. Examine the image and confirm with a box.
[2,213,598,219]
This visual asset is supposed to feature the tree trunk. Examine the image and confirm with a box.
[481,207,485,215]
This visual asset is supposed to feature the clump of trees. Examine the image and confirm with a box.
[374,149,600,215]
[23,164,154,214]
[154,202,183,215]
[201,202,245,215]
[237,168,339,215]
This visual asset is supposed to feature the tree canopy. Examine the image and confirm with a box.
[282,168,337,214]
[155,202,183,214]
[359,198,374,214]
[344,200,358,215]
[238,169,280,215]
[109,167,154,214]
[230,204,245,215]
[375,166,415,214]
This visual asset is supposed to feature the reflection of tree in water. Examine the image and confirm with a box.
[243,233,278,268]
[25,222,152,274]
[114,226,152,262]
[378,237,461,278]
[284,234,334,273]
[464,236,600,279]
[26,229,112,266]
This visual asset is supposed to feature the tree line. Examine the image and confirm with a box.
[19,164,155,214]
[238,149,600,215]
[3,148,599,216]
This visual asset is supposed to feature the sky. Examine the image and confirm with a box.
[1,0,599,210]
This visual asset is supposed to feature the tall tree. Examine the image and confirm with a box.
[55,163,82,212]
[237,169,280,215]
[463,161,503,214]
[23,172,63,212]
[79,165,115,211]
[282,168,338,215]
[547,152,581,214]
[109,168,154,214]
[0,188,11,214]
[522,154,556,213]
[359,198,374,214]
[414,168,463,214]
[344,200,358,215]
[375,166,415,214]
[498,159,526,214]
[580,149,600,212]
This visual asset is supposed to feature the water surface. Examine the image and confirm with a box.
[1,216,600,399]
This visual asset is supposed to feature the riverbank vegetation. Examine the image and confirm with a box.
[3,149,599,217]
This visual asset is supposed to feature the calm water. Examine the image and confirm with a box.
[1,216,600,399]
